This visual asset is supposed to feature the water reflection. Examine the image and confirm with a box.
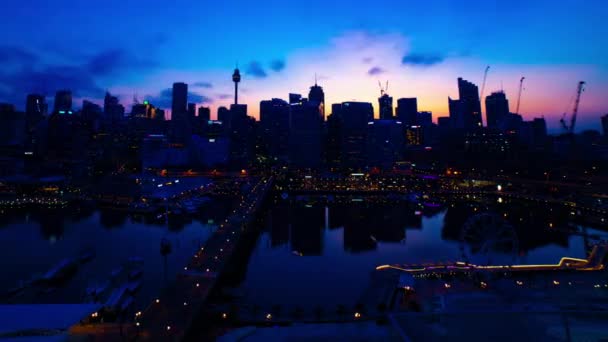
[240,196,599,307]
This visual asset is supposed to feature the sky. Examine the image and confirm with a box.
[1,0,607,132]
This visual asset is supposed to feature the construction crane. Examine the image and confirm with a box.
[515,77,525,114]
[560,81,585,134]
[480,66,490,101]
[378,80,389,96]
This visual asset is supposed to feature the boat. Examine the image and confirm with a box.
[40,259,78,284]
[104,285,129,311]
[128,269,143,280]
[126,280,142,294]
[110,267,123,278]
[78,250,96,264]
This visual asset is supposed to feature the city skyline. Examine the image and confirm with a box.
[1,1,608,132]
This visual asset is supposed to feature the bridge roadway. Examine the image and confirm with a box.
[140,176,273,340]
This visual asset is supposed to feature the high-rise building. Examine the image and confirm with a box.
[602,114,608,136]
[103,92,125,129]
[289,100,323,167]
[171,82,188,116]
[218,106,230,124]
[198,106,211,122]
[25,94,47,131]
[396,98,418,126]
[53,90,72,114]
[485,91,510,128]
[188,103,196,121]
[260,98,290,162]
[455,77,482,130]
[171,82,190,144]
[417,111,433,128]
[308,80,325,119]
[289,93,302,105]
[378,93,393,120]
[339,102,374,168]
[367,120,404,168]
[228,104,253,167]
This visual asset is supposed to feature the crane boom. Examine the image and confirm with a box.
[560,81,585,134]
[570,81,585,134]
[515,77,525,114]
[480,66,490,101]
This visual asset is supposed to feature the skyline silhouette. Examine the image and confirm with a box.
[1,2,608,131]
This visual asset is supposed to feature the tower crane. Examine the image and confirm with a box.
[515,77,525,114]
[480,65,490,101]
[560,81,585,134]
[378,80,389,96]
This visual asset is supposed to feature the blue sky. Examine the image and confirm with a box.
[1,0,607,130]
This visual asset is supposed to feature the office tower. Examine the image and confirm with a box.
[367,120,404,168]
[260,98,290,162]
[405,125,423,145]
[0,104,23,146]
[218,106,230,124]
[602,114,608,136]
[339,102,374,168]
[485,91,510,128]
[289,100,323,167]
[417,111,432,128]
[449,78,482,130]
[308,79,325,119]
[170,82,190,144]
[378,93,393,120]
[54,90,72,114]
[103,92,124,126]
[532,117,547,142]
[232,68,241,104]
[198,107,211,122]
[396,98,418,126]
[289,93,302,105]
[171,82,188,116]
[25,94,47,132]
[228,103,253,167]
[188,103,196,121]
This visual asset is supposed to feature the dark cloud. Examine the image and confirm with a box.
[269,59,285,72]
[0,65,104,106]
[193,82,213,88]
[401,53,444,67]
[362,57,373,64]
[145,88,212,109]
[367,66,385,75]
[0,46,38,66]
[87,48,157,76]
[216,94,232,100]
[0,45,162,108]
[246,61,267,78]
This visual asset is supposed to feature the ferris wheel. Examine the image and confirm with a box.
[459,212,519,266]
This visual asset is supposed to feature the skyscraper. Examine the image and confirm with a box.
[339,102,374,168]
[53,90,72,114]
[171,82,188,116]
[289,93,302,105]
[485,91,510,128]
[396,98,418,126]
[378,93,393,120]
[602,114,608,136]
[260,98,290,162]
[289,100,323,167]
[198,106,211,122]
[25,94,47,131]
[171,82,190,144]
[308,79,325,119]
[457,77,482,129]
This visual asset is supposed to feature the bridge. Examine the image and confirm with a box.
[71,176,274,341]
